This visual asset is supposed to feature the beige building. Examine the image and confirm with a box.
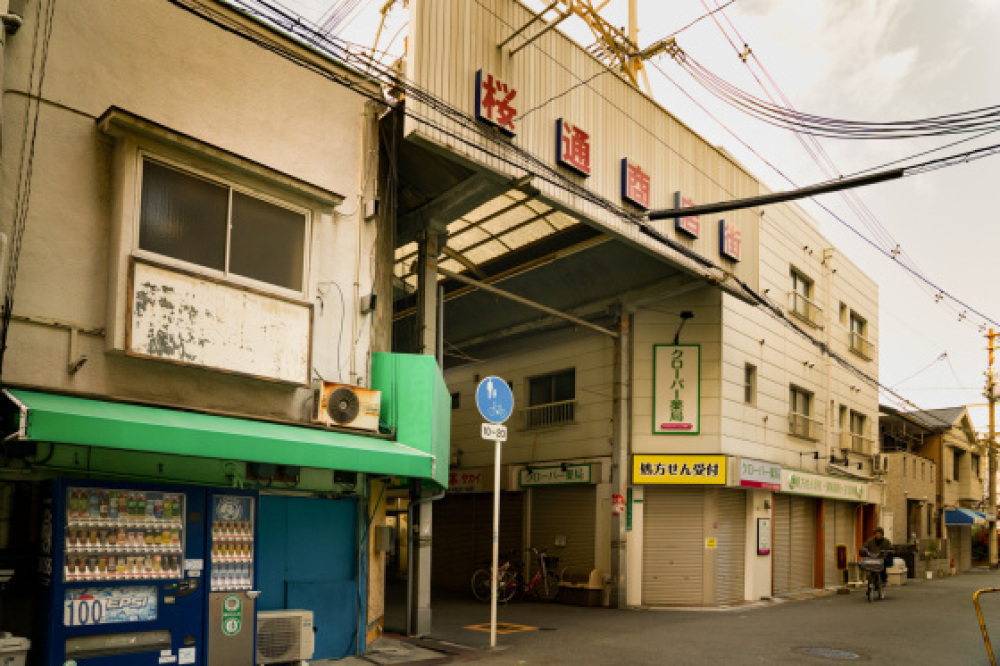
[879,406,985,573]
[0,0,448,659]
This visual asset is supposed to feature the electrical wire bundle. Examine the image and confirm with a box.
[676,52,1000,139]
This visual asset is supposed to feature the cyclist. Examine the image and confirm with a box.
[862,527,892,586]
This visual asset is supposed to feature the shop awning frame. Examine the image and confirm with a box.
[3,389,436,482]
[944,508,987,526]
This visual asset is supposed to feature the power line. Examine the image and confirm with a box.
[188,0,964,430]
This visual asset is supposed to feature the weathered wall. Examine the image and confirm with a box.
[1,0,382,421]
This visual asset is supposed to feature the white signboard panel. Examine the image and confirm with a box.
[652,344,700,434]
[129,262,311,384]
[780,469,869,502]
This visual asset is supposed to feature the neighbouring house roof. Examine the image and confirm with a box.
[903,407,968,432]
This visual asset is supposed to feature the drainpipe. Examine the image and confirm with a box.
[406,486,445,636]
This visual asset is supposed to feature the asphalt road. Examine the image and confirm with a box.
[404,569,1000,665]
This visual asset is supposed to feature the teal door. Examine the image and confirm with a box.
[258,495,361,659]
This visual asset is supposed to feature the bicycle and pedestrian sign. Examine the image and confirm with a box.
[476,376,514,425]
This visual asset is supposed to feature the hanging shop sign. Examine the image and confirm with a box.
[781,469,869,502]
[556,118,592,176]
[673,192,701,238]
[620,159,651,209]
[632,455,727,485]
[653,344,700,434]
[475,69,518,135]
[519,463,592,487]
[719,219,742,262]
[448,467,489,494]
[757,518,771,556]
[739,458,781,491]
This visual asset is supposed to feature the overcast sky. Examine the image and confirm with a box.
[282,0,1000,427]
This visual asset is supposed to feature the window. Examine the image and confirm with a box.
[139,159,307,292]
[849,410,868,453]
[526,369,576,428]
[973,454,981,478]
[789,269,821,326]
[953,450,962,481]
[839,302,847,324]
[744,364,757,405]
[788,385,816,439]
[848,311,871,359]
[451,392,461,410]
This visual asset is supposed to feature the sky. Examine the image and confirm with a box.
[276,0,1000,430]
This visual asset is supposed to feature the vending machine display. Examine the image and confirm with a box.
[63,486,185,583]
[206,491,259,666]
[39,479,206,666]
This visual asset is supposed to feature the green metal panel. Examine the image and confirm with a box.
[370,352,450,488]
[6,389,435,480]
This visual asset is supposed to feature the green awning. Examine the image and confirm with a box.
[4,389,436,481]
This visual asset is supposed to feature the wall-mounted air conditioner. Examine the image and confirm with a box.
[313,382,381,432]
[256,609,314,665]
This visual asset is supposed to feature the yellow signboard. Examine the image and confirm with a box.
[632,455,727,485]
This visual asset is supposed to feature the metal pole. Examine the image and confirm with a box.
[491,438,501,648]
[988,329,997,569]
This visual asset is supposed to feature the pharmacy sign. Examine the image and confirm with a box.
[653,344,700,434]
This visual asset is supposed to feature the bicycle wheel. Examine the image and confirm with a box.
[535,570,561,602]
[471,569,492,602]
[498,568,519,602]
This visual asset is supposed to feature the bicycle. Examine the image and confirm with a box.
[471,551,519,603]
[859,548,891,602]
[471,547,561,603]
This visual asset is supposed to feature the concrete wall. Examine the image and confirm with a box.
[1,0,382,422]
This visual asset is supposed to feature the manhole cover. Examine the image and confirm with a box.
[800,647,861,660]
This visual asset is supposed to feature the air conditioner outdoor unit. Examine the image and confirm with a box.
[313,382,381,432]
[256,609,314,665]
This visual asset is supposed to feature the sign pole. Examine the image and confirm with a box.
[474,376,513,650]
[490,436,501,648]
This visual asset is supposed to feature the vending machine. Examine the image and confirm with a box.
[204,490,259,666]
[38,479,206,666]
[37,480,260,666]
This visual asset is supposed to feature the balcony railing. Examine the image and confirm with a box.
[839,430,874,455]
[849,330,873,359]
[788,291,822,327]
[520,400,577,430]
[788,411,822,441]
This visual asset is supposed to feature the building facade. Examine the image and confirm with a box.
[0,0,446,661]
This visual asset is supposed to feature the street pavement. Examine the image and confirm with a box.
[341,568,1000,665]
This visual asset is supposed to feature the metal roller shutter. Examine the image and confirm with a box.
[773,495,816,596]
[431,492,524,592]
[643,487,704,606]
[530,485,596,574]
[790,496,817,592]
[822,501,855,587]
[772,495,790,594]
[716,490,747,604]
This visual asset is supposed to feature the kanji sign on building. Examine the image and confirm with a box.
[620,158,650,209]
[673,192,700,238]
[632,455,727,485]
[556,118,591,176]
[652,344,700,434]
[475,69,517,135]
[719,219,742,262]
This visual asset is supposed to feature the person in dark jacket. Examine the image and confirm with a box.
[863,527,892,584]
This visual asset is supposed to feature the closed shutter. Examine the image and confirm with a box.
[643,487,704,606]
[530,485,596,574]
[432,492,524,592]
[715,490,747,604]
[773,495,792,594]
[774,495,816,595]
[790,497,816,591]
[823,501,855,587]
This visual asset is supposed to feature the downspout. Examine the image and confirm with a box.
[405,487,445,636]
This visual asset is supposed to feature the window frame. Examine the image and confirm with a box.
[525,368,577,429]
[788,384,817,440]
[848,309,872,359]
[134,153,313,300]
[744,363,757,406]
[789,267,821,326]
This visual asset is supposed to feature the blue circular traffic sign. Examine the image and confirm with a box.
[475,376,514,424]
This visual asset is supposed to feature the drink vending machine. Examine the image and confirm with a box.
[37,479,259,666]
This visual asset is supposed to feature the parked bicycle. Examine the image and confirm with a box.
[471,547,561,603]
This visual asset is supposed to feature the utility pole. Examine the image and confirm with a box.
[988,329,998,569]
